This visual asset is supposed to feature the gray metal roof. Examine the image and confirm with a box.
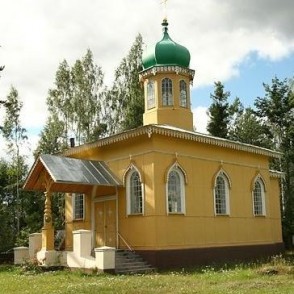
[23,154,122,192]
[40,154,121,186]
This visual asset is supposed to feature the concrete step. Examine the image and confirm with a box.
[115,250,156,275]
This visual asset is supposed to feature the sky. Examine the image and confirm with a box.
[0,0,294,164]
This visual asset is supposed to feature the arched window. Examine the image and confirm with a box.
[180,80,187,107]
[167,167,185,213]
[126,169,143,215]
[214,172,230,215]
[147,80,155,109]
[253,178,266,216]
[162,78,173,106]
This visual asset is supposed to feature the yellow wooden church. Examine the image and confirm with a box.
[20,19,283,271]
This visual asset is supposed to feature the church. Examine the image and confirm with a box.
[20,19,283,271]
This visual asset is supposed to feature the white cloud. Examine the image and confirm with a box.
[193,106,209,134]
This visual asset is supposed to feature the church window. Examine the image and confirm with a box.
[73,193,84,220]
[162,78,173,106]
[180,80,187,107]
[253,178,266,216]
[147,81,155,109]
[126,169,143,215]
[214,172,230,215]
[167,167,185,213]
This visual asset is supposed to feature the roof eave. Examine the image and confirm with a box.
[63,125,281,159]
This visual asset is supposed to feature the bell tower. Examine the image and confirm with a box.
[140,19,195,131]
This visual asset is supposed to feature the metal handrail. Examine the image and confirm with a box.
[117,232,134,252]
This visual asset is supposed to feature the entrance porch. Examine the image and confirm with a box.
[21,154,123,271]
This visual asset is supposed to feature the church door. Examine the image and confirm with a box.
[95,200,116,247]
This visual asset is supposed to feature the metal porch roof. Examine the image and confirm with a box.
[23,154,122,192]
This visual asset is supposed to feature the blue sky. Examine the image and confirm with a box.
[192,52,294,109]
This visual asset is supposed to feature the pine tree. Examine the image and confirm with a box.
[255,77,294,248]
[207,81,231,138]
[34,112,65,157]
[229,107,273,148]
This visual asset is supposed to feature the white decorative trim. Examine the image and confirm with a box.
[165,161,188,185]
[124,165,144,216]
[213,169,232,189]
[166,165,186,215]
[269,170,285,179]
[139,65,195,81]
[123,163,144,186]
[213,170,231,216]
[63,125,281,159]
[252,177,266,217]
[251,174,266,192]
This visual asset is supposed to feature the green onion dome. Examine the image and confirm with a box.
[142,19,191,70]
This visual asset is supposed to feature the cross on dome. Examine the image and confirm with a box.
[161,0,168,19]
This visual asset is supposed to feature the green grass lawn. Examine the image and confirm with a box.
[0,255,293,294]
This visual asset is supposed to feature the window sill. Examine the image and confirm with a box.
[254,214,266,217]
[215,214,230,217]
[73,218,84,222]
[127,213,143,217]
[168,212,185,216]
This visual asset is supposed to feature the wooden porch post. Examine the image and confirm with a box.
[41,190,54,250]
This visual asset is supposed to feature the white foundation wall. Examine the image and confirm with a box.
[26,229,115,271]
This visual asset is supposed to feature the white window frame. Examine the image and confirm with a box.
[179,80,188,108]
[147,80,155,109]
[166,166,186,214]
[126,167,144,215]
[214,171,230,215]
[162,78,173,106]
[252,177,266,216]
[72,193,85,220]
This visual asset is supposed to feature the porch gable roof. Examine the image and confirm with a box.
[23,154,122,192]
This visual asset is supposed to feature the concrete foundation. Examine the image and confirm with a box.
[14,247,29,264]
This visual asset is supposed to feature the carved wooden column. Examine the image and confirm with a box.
[41,190,54,250]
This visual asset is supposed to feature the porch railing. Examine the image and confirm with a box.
[117,232,134,252]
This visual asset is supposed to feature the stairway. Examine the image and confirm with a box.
[115,250,156,275]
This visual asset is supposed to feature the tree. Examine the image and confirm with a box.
[229,107,273,148]
[71,49,106,143]
[2,87,27,231]
[0,159,15,251]
[46,59,73,148]
[255,77,292,149]
[34,112,65,157]
[0,87,41,245]
[254,77,294,248]
[0,54,8,110]
[106,34,144,133]
[43,50,107,150]
[207,81,231,138]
